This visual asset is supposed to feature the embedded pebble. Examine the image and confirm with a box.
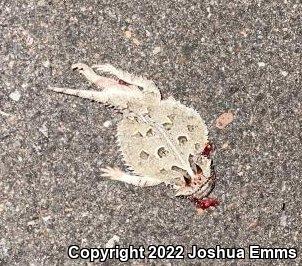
[132,38,140,46]
[239,29,248,37]
[42,60,50,67]
[9,91,21,102]
[221,142,229,149]
[0,239,9,259]
[103,120,112,128]
[280,70,288,77]
[8,61,15,69]
[124,30,132,39]
[215,112,234,129]
[26,36,34,46]
[248,220,259,229]
[206,7,212,18]
[39,123,49,137]
[27,220,36,226]
[238,171,244,176]
[153,46,162,54]
[42,215,51,223]
[280,212,287,227]
[0,110,10,117]
[258,62,266,67]
[105,235,120,248]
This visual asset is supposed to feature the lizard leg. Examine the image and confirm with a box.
[49,64,144,109]
[71,63,128,90]
[101,166,162,187]
[48,86,143,110]
[92,63,160,97]
[49,63,143,109]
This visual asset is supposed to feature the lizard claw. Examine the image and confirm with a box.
[101,166,123,180]
[71,63,89,71]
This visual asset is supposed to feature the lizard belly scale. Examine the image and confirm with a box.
[116,98,209,182]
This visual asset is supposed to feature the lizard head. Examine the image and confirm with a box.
[190,142,216,198]
[189,162,216,198]
[175,142,216,198]
[177,160,215,198]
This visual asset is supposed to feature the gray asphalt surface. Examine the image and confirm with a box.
[1,1,301,265]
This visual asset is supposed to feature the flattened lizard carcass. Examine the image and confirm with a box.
[49,63,218,209]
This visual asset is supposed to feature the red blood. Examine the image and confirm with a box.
[118,79,130,86]
[201,143,214,158]
[189,197,219,210]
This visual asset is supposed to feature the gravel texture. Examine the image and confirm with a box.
[1,1,301,265]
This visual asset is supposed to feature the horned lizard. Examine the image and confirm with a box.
[49,63,217,206]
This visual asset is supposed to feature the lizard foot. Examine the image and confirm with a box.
[101,166,124,180]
